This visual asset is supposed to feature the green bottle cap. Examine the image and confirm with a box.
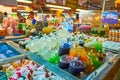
[0,71,8,80]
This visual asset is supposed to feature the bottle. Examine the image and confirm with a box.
[114,30,117,41]
[105,24,109,35]
[119,30,120,41]
[108,30,112,40]
[109,29,112,36]
[111,29,115,41]
[0,70,8,80]
[116,30,119,41]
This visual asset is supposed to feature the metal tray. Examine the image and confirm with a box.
[10,41,120,80]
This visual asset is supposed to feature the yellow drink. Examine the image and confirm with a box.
[69,46,88,62]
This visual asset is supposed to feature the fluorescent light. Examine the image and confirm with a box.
[17,10,30,12]
[34,11,38,13]
[17,0,32,3]
[51,8,64,11]
[76,9,82,11]
[76,9,89,12]
[76,9,92,14]
[17,10,38,13]
[75,12,79,14]
[17,5,28,7]
[46,4,71,10]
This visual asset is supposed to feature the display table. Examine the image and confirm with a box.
[87,54,120,80]
[5,41,120,80]
[103,41,120,53]
[103,57,120,80]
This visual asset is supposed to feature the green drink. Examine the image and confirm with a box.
[18,23,23,30]
[88,52,101,68]
[95,41,102,53]
[49,53,60,64]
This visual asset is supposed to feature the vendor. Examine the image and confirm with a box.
[17,12,25,23]
[29,11,34,20]
[28,11,37,29]
[3,12,8,19]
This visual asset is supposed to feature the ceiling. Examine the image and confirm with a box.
[17,0,120,11]
[79,0,116,10]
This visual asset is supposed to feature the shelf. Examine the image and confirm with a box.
[0,35,26,41]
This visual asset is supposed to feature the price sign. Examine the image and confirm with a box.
[45,0,65,5]
[66,0,78,9]
[0,0,17,6]
[46,0,56,3]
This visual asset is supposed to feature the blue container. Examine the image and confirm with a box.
[58,43,71,56]
[79,40,84,47]
[0,42,20,59]
[69,61,86,75]
[14,34,21,36]
[0,36,5,39]
[58,56,70,69]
